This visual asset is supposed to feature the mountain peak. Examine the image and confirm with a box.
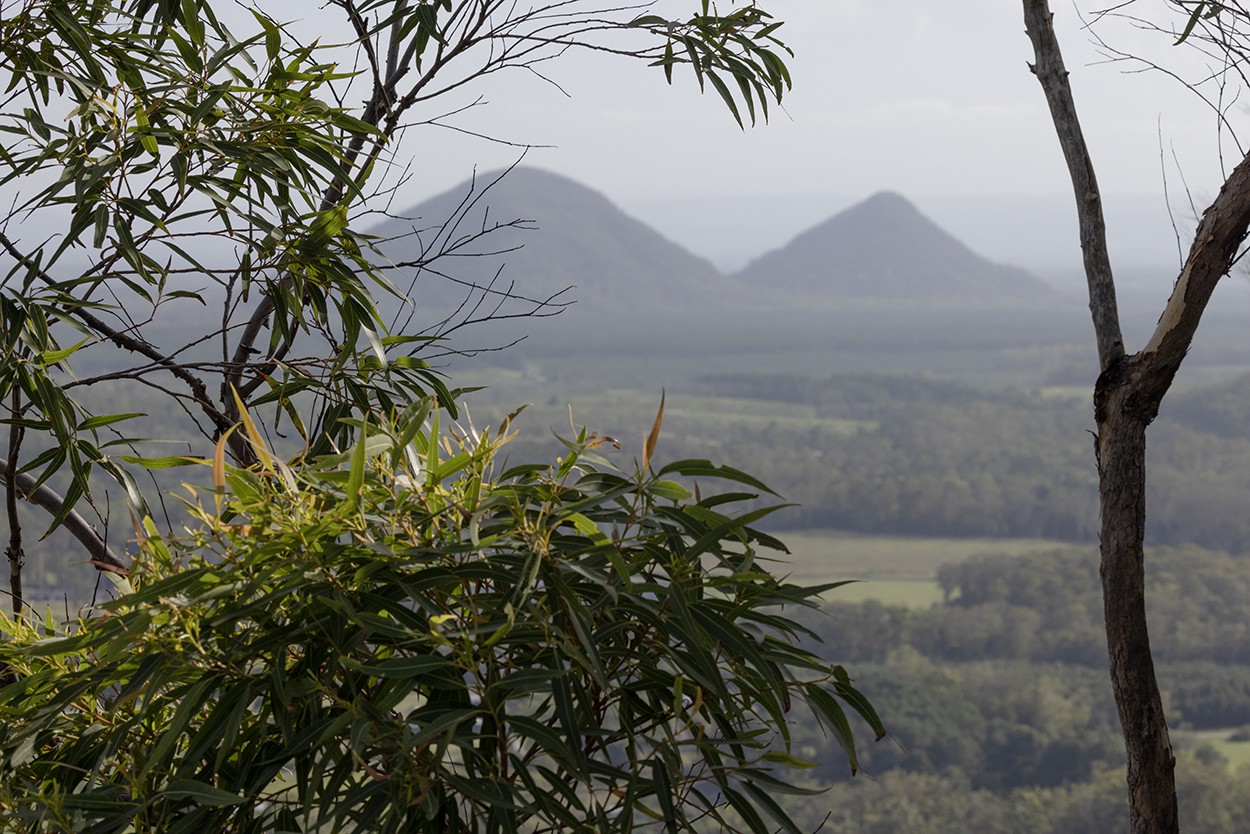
[369,166,725,320]
[858,190,917,211]
[733,191,1066,309]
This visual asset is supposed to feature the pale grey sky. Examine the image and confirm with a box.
[10,3,1238,284]
[364,1,1244,282]
[1,0,1244,414]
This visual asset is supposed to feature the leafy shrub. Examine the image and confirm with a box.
[0,402,881,833]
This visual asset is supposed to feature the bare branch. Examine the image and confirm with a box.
[0,232,235,439]
[5,388,24,618]
[1023,0,1125,370]
[1141,147,1250,391]
[0,457,127,573]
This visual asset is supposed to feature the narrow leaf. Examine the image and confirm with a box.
[163,779,244,807]
[213,424,239,492]
[229,386,272,471]
[642,389,665,472]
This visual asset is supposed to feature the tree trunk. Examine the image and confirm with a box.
[5,389,23,620]
[1022,3,1250,831]
[1095,361,1177,834]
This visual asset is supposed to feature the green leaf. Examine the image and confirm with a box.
[761,750,818,769]
[121,455,206,469]
[804,684,861,774]
[651,759,679,832]
[78,412,144,430]
[345,420,369,508]
[341,655,448,678]
[163,779,244,807]
[1176,1,1208,44]
[40,337,90,366]
[704,70,743,127]
[658,459,777,495]
[146,678,218,776]
[649,479,692,501]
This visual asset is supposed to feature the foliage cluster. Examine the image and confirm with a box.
[776,543,1250,806]
[797,755,1250,834]
[0,0,796,589]
[0,405,881,833]
[0,5,889,828]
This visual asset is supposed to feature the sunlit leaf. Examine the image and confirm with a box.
[642,390,665,473]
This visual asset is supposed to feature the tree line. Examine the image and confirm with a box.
[686,371,1250,550]
[761,542,1250,831]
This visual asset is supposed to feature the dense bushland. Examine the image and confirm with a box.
[776,544,1250,830]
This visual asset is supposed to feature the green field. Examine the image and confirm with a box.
[775,529,1073,582]
[1175,728,1250,770]
[823,578,944,608]
[754,529,1076,608]
[460,385,875,449]
[1213,738,1250,770]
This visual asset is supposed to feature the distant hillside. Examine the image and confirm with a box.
[368,167,730,324]
[1160,371,1250,437]
[733,191,1071,310]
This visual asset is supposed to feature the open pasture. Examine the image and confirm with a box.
[774,529,1072,582]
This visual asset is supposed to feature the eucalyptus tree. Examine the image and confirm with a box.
[0,2,887,830]
[0,0,792,608]
[1023,2,1250,832]
[0,406,884,833]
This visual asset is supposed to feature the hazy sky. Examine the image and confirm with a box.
[377,1,1246,280]
[415,3,1212,197]
[9,3,1238,283]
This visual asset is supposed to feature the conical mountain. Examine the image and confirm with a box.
[733,191,1067,308]
[369,167,727,322]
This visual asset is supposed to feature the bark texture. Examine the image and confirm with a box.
[1094,369,1177,834]
[1024,2,1250,832]
[1021,1,1124,369]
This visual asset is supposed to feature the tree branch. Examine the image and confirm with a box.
[1141,147,1250,389]
[5,388,24,618]
[0,232,234,438]
[1023,0,1126,371]
[0,457,127,573]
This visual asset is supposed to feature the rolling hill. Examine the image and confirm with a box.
[733,191,1071,310]
[371,171,1073,326]
[367,167,731,324]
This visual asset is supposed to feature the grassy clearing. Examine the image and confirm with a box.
[467,387,875,443]
[1037,385,1091,401]
[1175,728,1250,770]
[660,393,874,436]
[1215,738,1250,770]
[821,579,944,608]
[774,529,1076,583]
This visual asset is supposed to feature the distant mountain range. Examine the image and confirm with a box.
[370,167,1074,323]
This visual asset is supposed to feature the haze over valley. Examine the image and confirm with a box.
[13,3,1250,830]
[364,167,1250,831]
[374,166,1250,392]
[18,165,1250,832]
